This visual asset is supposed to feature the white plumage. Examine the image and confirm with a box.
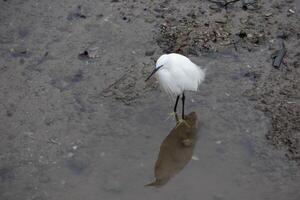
[145,53,205,120]
[155,53,205,97]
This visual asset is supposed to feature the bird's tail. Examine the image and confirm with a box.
[197,65,206,85]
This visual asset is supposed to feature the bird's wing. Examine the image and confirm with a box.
[168,57,205,92]
[157,69,182,97]
[179,60,205,91]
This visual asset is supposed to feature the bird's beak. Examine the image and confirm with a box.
[145,65,163,81]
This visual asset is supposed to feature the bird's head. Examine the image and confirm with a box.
[145,54,168,81]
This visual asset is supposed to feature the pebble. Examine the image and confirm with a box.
[209,4,221,12]
[288,9,295,14]
[264,13,273,17]
[145,18,155,23]
[72,145,78,150]
[247,33,254,38]
[145,50,155,56]
[215,18,227,24]
[10,47,30,57]
[216,140,222,144]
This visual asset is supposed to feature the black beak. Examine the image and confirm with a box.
[145,65,163,81]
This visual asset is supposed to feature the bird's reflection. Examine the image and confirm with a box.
[146,112,198,187]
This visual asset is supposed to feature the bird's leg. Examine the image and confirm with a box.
[167,95,180,122]
[176,118,190,128]
[175,93,190,127]
[166,112,178,122]
[174,95,180,113]
[181,93,185,120]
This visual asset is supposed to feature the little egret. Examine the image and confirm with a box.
[145,53,205,120]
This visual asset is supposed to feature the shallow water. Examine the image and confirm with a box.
[0,0,299,200]
[146,112,198,187]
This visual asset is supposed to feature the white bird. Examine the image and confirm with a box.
[145,53,205,120]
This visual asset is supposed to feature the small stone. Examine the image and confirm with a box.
[215,18,227,24]
[96,14,104,18]
[288,9,295,14]
[87,47,99,58]
[10,47,30,57]
[67,12,86,20]
[264,13,273,17]
[247,33,254,38]
[145,18,155,23]
[78,47,100,60]
[240,18,248,24]
[145,50,155,56]
[72,145,78,150]
[209,4,221,12]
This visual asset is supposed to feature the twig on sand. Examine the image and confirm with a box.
[209,0,241,9]
[272,41,287,68]
[47,138,60,145]
[224,0,241,8]
[220,39,240,52]
[101,73,127,94]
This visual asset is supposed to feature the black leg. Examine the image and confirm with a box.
[182,93,185,119]
[174,95,180,113]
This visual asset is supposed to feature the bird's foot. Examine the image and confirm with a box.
[166,112,179,122]
[176,119,191,128]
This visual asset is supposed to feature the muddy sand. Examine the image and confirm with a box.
[0,0,299,200]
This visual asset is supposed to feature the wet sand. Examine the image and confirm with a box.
[0,0,299,199]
